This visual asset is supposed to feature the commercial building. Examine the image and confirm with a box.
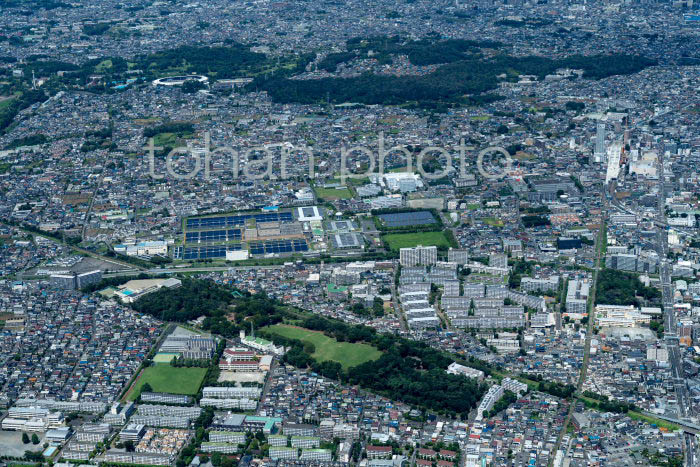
[76,423,110,443]
[501,377,529,395]
[367,446,394,459]
[15,398,106,414]
[520,276,559,293]
[136,404,201,418]
[104,453,170,465]
[557,237,582,250]
[202,386,261,399]
[489,253,508,269]
[200,398,257,410]
[219,348,264,372]
[50,269,102,290]
[595,304,650,327]
[447,248,469,264]
[129,415,190,428]
[104,401,135,425]
[269,435,288,446]
[113,241,168,257]
[62,451,90,461]
[566,280,590,315]
[160,332,216,360]
[119,423,146,442]
[283,423,317,436]
[114,278,181,303]
[240,330,284,355]
[291,436,321,448]
[606,253,638,272]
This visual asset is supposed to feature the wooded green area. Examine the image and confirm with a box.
[276,315,487,417]
[0,89,46,134]
[131,278,237,322]
[5,133,47,149]
[139,45,267,78]
[318,36,502,71]
[129,283,486,417]
[254,50,656,108]
[595,268,661,306]
[143,122,194,138]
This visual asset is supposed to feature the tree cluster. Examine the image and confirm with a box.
[596,268,661,306]
[5,133,47,149]
[131,278,238,322]
[83,23,111,36]
[0,88,46,134]
[582,391,637,413]
[143,122,194,138]
[521,215,550,228]
[137,45,268,79]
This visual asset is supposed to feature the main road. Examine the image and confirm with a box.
[656,152,689,419]
[655,152,696,464]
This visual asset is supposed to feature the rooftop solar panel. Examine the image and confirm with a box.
[377,211,437,228]
[187,212,294,230]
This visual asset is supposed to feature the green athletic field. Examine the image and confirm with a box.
[381,230,451,251]
[264,324,381,370]
[125,364,207,401]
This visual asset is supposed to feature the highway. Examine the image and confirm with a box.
[0,220,145,273]
[101,264,288,278]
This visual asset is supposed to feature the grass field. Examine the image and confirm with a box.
[95,59,113,73]
[153,132,178,146]
[0,97,15,112]
[328,176,369,186]
[125,364,207,401]
[381,231,451,251]
[264,324,382,370]
[626,411,680,431]
[513,152,535,160]
[153,352,178,363]
[483,217,505,227]
[314,186,353,200]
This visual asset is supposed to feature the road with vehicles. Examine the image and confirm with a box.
[654,152,697,464]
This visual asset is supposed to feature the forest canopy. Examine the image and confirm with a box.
[254,51,656,108]
[596,268,661,306]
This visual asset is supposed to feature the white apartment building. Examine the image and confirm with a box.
[400,245,438,267]
[476,385,505,421]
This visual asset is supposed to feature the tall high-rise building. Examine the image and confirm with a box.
[594,122,606,162]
